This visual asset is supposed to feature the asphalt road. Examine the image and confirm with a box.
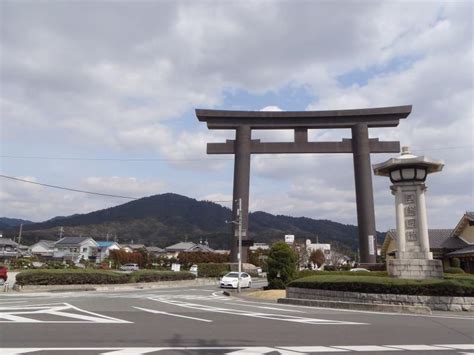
[0,282,473,354]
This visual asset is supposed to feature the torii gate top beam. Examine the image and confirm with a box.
[196,105,412,130]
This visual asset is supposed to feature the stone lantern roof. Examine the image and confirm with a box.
[373,146,444,177]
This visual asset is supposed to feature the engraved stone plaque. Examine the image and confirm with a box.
[406,230,417,241]
[405,218,416,229]
[404,194,415,204]
[405,205,416,217]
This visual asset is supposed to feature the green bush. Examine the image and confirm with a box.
[288,275,474,297]
[197,263,230,277]
[130,270,195,282]
[444,267,465,274]
[450,258,461,268]
[267,241,297,289]
[16,270,129,285]
[296,270,388,278]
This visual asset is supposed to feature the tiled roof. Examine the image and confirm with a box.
[386,229,453,248]
[38,240,56,248]
[446,245,474,257]
[440,236,469,250]
[56,237,91,245]
[165,242,197,251]
[0,238,18,246]
[466,211,474,220]
[145,246,165,253]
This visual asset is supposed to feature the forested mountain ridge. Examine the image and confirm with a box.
[1,193,383,250]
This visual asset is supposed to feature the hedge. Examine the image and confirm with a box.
[130,270,195,283]
[296,270,388,279]
[16,269,195,286]
[288,274,474,297]
[197,263,230,277]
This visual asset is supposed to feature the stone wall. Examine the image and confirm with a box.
[286,287,473,311]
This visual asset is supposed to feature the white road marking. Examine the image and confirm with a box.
[437,345,474,350]
[279,346,347,352]
[334,345,400,351]
[387,344,454,350]
[0,303,130,323]
[133,306,213,322]
[148,297,366,325]
[1,345,473,353]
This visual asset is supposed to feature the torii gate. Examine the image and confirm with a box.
[196,105,412,264]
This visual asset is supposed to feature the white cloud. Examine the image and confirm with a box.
[0,1,472,231]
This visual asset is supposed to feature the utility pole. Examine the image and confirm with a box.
[237,198,242,294]
[16,224,23,259]
[59,226,64,240]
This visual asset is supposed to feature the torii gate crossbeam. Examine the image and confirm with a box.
[196,105,412,264]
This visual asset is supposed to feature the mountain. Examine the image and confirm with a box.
[0,193,383,251]
[0,217,34,230]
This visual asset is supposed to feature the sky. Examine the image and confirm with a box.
[0,0,472,234]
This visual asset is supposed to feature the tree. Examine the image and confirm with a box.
[267,241,297,289]
[309,249,325,268]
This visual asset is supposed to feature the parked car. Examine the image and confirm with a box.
[120,263,139,271]
[349,267,370,272]
[220,272,252,288]
[0,265,8,284]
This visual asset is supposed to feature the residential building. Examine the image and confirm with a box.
[54,237,98,264]
[145,246,165,257]
[165,241,215,258]
[96,241,121,263]
[29,240,56,257]
[0,237,18,258]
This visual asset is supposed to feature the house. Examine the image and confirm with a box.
[165,242,215,258]
[96,241,121,263]
[381,212,474,273]
[444,212,474,273]
[0,237,18,258]
[249,242,270,251]
[53,237,98,264]
[145,246,165,257]
[29,240,56,257]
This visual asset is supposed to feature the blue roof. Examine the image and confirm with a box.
[96,241,116,247]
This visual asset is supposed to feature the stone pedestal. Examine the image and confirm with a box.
[387,259,443,279]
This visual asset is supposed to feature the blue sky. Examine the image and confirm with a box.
[1,1,472,235]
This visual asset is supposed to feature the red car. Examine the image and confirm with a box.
[0,266,8,284]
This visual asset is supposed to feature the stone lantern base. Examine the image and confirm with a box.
[387,259,443,279]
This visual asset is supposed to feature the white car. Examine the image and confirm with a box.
[220,272,252,288]
[120,263,139,271]
[349,267,370,272]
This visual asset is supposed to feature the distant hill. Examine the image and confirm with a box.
[0,217,34,230]
[0,193,383,251]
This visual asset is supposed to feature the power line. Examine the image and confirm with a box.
[1,145,472,162]
[0,174,139,200]
[0,174,234,204]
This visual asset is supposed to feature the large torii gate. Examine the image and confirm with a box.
[196,105,412,264]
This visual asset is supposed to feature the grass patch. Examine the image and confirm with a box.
[288,274,474,297]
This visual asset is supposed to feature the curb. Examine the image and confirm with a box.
[277,297,432,315]
[13,278,219,293]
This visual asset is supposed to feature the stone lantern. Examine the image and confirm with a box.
[373,146,444,279]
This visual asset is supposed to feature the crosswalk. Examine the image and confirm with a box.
[1,344,473,354]
[0,302,130,323]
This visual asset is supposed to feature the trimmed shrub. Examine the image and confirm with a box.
[267,241,297,289]
[288,275,474,297]
[451,258,461,268]
[323,265,337,271]
[16,270,129,286]
[197,263,231,278]
[296,270,388,278]
[131,270,195,283]
[444,267,465,274]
